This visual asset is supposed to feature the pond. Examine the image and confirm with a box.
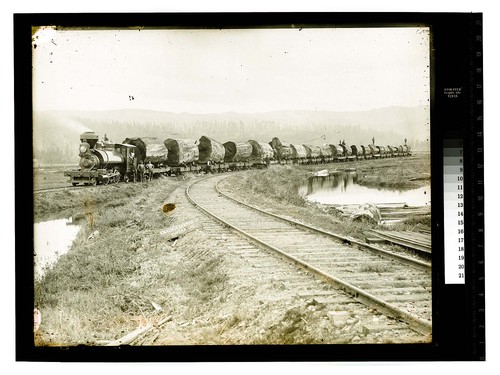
[34,217,81,280]
[298,171,431,207]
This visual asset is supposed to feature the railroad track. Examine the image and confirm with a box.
[157,178,428,343]
[34,185,86,193]
[186,174,432,336]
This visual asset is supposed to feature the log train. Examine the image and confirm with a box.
[64,131,411,186]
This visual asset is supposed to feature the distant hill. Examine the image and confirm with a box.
[32,106,429,164]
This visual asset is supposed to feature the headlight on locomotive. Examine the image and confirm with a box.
[79,142,91,156]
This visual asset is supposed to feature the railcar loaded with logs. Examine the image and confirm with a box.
[64,131,412,186]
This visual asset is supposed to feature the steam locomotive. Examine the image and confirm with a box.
[64,131,411,186]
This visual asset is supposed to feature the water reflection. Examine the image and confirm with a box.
[299,172,430,207]
[34,217,81,280]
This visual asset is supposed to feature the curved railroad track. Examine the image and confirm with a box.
[186,174,432,336]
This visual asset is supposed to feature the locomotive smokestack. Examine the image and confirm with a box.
[80,131,99,149]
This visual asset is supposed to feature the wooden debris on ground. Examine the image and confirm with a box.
[159,219,202,241]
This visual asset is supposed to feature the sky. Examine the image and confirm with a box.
[32,26,430,113]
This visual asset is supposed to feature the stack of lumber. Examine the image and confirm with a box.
[223,141,253,162]
[269,137,293,160]
[249,140,275,161]
[122,137,168,165]
[198,136,225,163]
[163,138,199,166]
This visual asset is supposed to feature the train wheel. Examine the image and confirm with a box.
[91,179,97,187]
[72,182,78,187]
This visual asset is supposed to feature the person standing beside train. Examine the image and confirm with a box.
[137,162,145,182]
[146,161,154,180]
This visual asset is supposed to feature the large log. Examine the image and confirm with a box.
[122,137,168,165]
[368,144,379,155]
[319,144,332,158]
[330,144,344,157]
[303,144,321,158]
[163,138,199,166]
[290,144,307,159]
[340,144,352,156]
[362,145,373,156]
[223,141,253,162]
[198,136,225,163]
[269,137,293,160]
[248,140,275,161]
[350,145,363,157]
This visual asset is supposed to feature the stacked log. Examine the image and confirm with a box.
[330,144,345,157]
[269,137,293,160]
[223,141,253,162]
[340,144,352,156]
[163,138,199,166]
[319,144,332,158]
[198,136,225,163]
[290,144,307,159]
[350,145,363,157]
[362,145,373,157]
[368,144,378,155]
[303,145,321,158]
[249,140,275,161]
[122,137,168,165]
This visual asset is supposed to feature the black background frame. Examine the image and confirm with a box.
[15,12,485,362]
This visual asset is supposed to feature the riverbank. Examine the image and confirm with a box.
[222,154,431,241]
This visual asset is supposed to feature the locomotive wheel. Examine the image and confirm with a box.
[72,182,78,187]
[91,179,97,186]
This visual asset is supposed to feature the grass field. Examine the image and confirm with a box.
[32,154,431,346]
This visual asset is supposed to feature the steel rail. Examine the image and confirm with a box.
[368,229,432,254]
[214,177,431,271]
[186,176,432,336]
